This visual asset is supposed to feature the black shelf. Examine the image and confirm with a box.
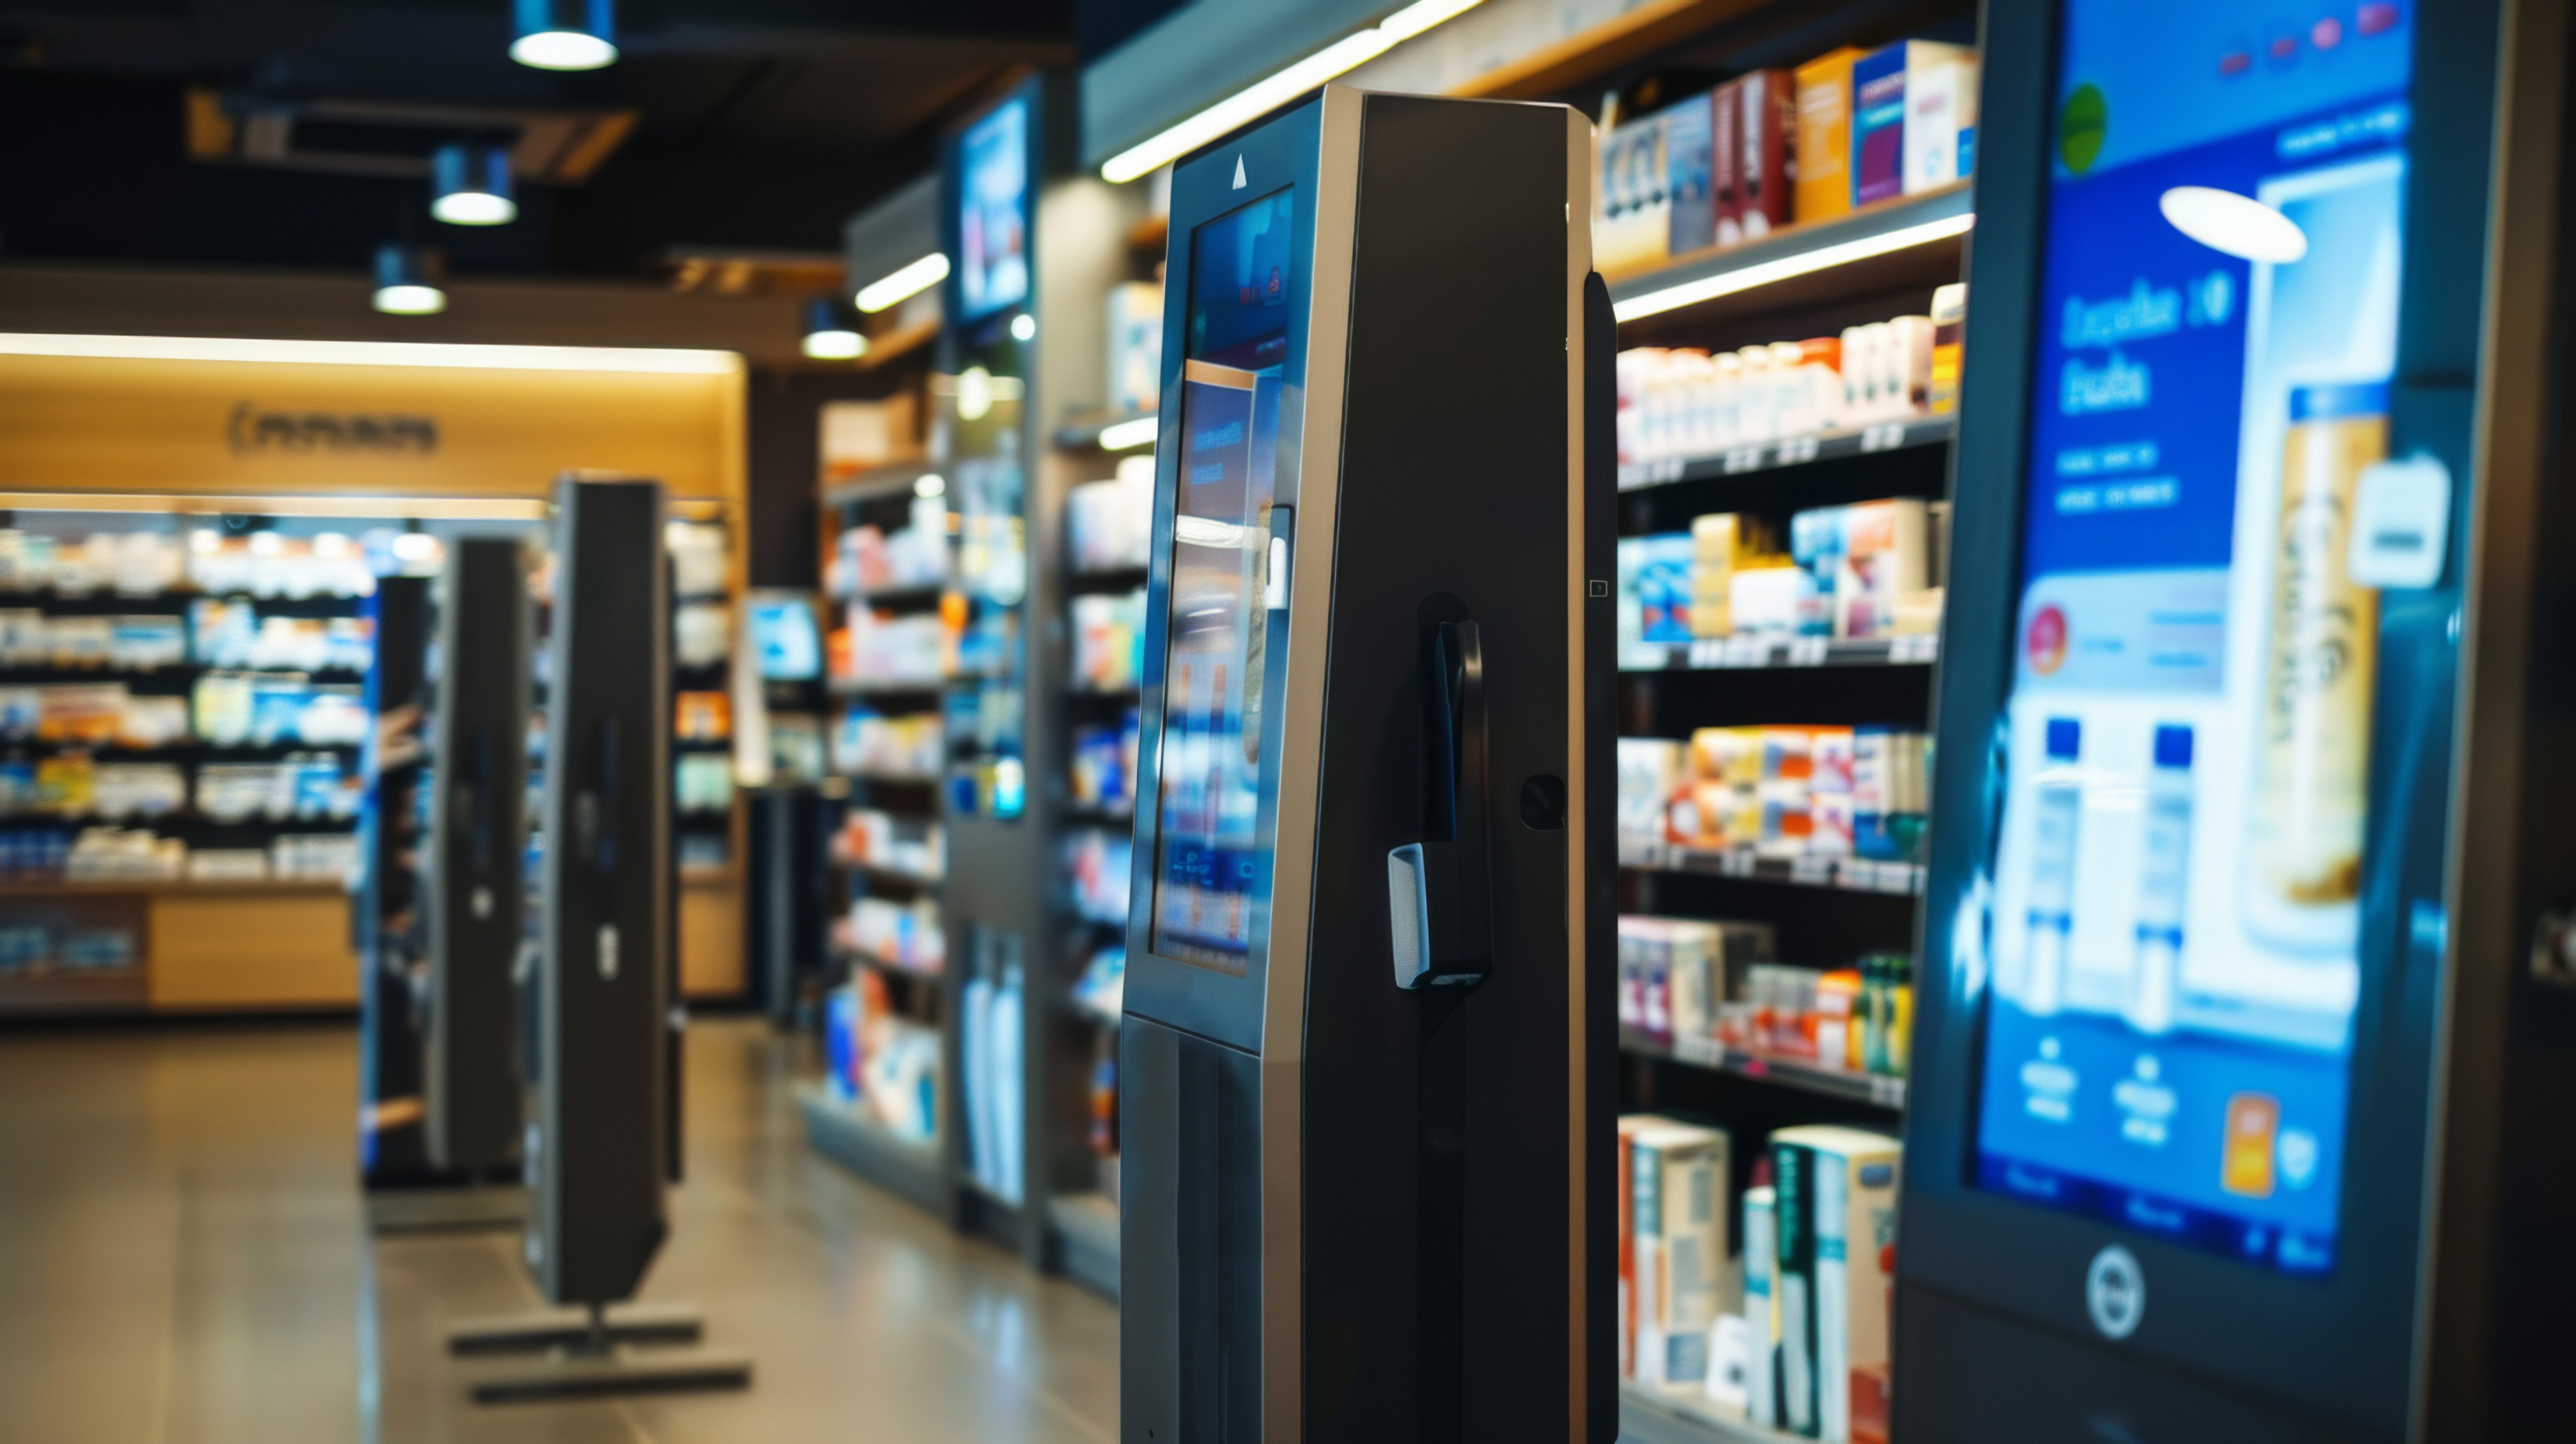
[1616,415,1954,493]
[1622,633,1938,673]
[1619,1025,1905,1111]
[1066,563,1149,593]
[1617,1381,1804,1444]
[821,460,941,508]
[834,858,943,890]
[1061,803,1132,829]
[1620,841,1924,897]
[797,1084,946,1213]
[833,581,947,609]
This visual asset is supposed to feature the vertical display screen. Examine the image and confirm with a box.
[1972,2,2416,1275]
[1149,187,1297,973]
[958,96,1030,321]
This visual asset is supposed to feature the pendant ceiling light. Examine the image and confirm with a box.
[431,144,518,226]
[372,245,448,316]
[510,0,617,71]
[801,298,866,361]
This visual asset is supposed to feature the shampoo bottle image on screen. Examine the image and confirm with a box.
[2023,717,2082,1016]
[2127,724,2195,1035]
[2246,383,2384,953]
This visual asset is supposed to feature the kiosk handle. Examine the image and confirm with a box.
[1387,619,1494,989]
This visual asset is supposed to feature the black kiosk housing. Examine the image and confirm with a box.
[1119,87,1614,1443]
[1898,2,2576,1438]
[529,476,675,1307]
[425,535,533,1174]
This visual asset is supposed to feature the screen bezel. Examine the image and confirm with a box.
[1899,0,2500,1429]
[1122,96,1325,1055]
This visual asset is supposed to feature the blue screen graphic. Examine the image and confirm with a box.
[1971,1,2415,1277]
[1150,188,1297,973]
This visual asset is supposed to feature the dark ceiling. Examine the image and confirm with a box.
[0,0,1077,278]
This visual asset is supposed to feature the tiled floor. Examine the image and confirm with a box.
[0,1015,1117,1443]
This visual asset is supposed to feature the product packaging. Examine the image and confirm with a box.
[1852,41,1978,206]
[1736,69,1796,238]
[1769,1126,1902,1444]
[1833,499,1931,640]
[1710,79,1743,245]
[1105,281,1165,417]
[1929,284,1967,414]
[1633,1121,1733,1390]
[1665,92,1716,255]
[1794,48,1867,223]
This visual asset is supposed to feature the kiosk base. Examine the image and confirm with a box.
[365,1185,527,1235]
[448,1300,705,1356]
[1895,1286,2386,1444]
[452,1302,752,1404]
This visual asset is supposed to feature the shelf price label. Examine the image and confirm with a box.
[1775,435,1821,466]
[1888,632,1940,664]
[1722,445,1767,474]
[1859,422,1909,453]
[1785,636,1828,666]
[1687,638,1724,668]
[1790,854,1836,886]
[1870,1075,1907,1108]
[1718,848,1757,878]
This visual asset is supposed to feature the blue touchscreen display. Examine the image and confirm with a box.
[1971,1,2415,1276]
[1150,187,1297,973]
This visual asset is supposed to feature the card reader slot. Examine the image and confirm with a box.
[1388,618,1495,989]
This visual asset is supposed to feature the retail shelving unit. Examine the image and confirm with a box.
[0,522,409,1017]
[1569,4,1978,1439]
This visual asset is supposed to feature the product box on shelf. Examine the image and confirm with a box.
[1794,48,1867,224]
[822,396,923,480]
[1768,1125,1901,1444]
[1852,41,1978,206]
[1106,282,1165,419]
[1631,1119,1735,1392]
[1598,109,1672,272]
[1664,91,1715,255]
[1067,461,1155,573]
[1736,69,1795,239]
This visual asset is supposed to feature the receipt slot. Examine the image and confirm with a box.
[1901,3,2576,1439]
[1119,88,1616,1443]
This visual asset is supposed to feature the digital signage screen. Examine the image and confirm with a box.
[1148,186,1297,973]
[1971,0,2416,1278]
[957,96,1031,322]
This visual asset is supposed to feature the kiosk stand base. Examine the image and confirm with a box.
[365,1185,527,1235]
[452,1302,753,1403]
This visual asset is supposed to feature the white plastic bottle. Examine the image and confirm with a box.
[2127,725,2194,1034]
[2023,717,2082,1015]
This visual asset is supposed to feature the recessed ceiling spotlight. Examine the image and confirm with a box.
[372,244,448,316]
[801,297,866,361]
[511,0,617,71]
[431,143,518,227]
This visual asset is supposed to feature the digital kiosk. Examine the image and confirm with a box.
[1119,88,1614,1443]
[451,477,749,1401]
[424,536,533,1176]
[1901,2,2573,1438]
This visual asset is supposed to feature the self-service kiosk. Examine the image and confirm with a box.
[450,477,748,1401]
[1119,87,1615,1443]
[424,536,533,1175]
[1901,2,2574,1438]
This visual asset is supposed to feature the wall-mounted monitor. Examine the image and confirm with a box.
[956,94,1032,322]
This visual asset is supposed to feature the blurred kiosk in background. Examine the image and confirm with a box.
[1903,2,2576,1438]
[1118,87,1615,1443]
[448,478,750,1402]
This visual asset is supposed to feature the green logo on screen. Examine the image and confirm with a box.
[2059,83,2107,174]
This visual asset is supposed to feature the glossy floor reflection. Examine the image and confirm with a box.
[0,1016,1117,1443]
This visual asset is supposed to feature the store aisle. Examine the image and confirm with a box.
[0,1017,1117,1444]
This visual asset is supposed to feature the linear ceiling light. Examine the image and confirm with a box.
[1097,416,1159,452]
[0,332,741,374]
[855,252,949,314]
[1611,211,1977,323]
[1100,0,1490,184]
[512,0,617,70]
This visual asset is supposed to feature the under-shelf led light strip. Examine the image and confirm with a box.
[0,333,741,374]
[1100,0,1489,184]
[1611,212,1977,323]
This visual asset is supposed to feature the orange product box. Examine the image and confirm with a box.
[1794,48,1868,225]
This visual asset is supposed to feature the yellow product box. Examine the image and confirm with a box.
[1794,48,1867,226]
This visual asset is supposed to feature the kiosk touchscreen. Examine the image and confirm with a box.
[1119,88,1614,1443]
[424,537,533,1174]
[1900,1,2569,1438]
